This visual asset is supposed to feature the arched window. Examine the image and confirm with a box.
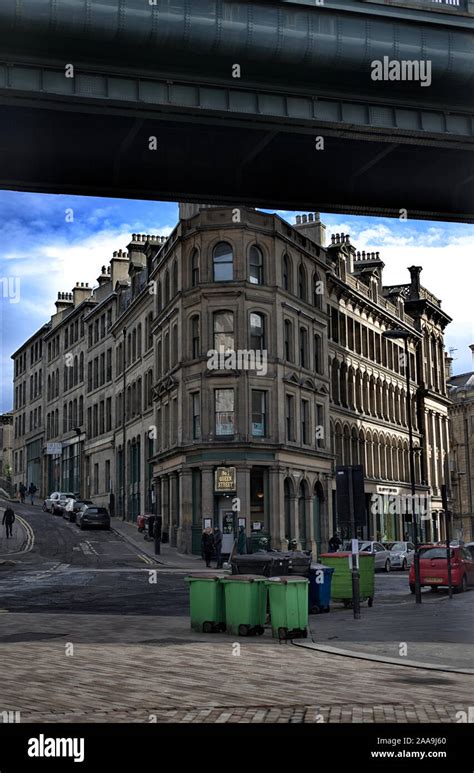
[79,396,84,426]
[299,327,308,368]
[284,320,293,362]
[164,332,169,373]
[171,324,178,367]
[213,242,233,281]
[190,315,200,359]
[157,280,162,312]
[157,340,162,378]
[190,249,199,287]
[282,254,291,292]
[137,324,142,357]
[314,334,322,374]
[335,423,343,466]
[298,263,307,301]
[79,352,84,382]
[164,271,170,305]
[213,311,234,352]
[132,329,137,362]
[250,312,265,351]
[249,245,263,285]
[172,261,178,297]
[73,356,78,386]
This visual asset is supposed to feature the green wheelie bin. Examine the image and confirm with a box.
[320,552,375,607]
[265,576,309,640]
[220,575,267,636]
[186,574,226,633]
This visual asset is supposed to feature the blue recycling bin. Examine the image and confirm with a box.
[309,563,334,613]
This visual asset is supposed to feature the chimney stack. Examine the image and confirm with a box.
[294,212,326,247]
[72,282,92,306]
[470,344,474,369]
[408,265,422,297]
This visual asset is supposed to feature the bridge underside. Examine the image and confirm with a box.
[1,95,472,222]
[0,58,473,222]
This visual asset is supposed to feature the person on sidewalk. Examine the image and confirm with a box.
[328,533,341,552]
[18,483,26,504]
[213,526,223,569]
[28,482,38,506]
[2,506,15,538]
[201,527,214,568]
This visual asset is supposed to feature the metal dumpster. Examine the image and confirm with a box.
[320,552,375,607]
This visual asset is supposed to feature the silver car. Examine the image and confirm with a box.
[342,540,391,572]
[383,541,415,571]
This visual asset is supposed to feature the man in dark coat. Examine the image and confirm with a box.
[2,507,15,538]
[201,528,215,568]
[19,483,26,503]
[213,526,223,569]
[328,533,342,552]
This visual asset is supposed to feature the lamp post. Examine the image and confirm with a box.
[382,329,422,604]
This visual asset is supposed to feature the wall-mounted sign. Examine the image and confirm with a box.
[238,517,246,529]
[252,522,262,532]
[203,518,212,530]
[214,466,236,492]
[376,485,399,495]
[46,442,62,455]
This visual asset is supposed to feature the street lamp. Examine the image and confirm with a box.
[382,329,422,604]
[73,426,83,497]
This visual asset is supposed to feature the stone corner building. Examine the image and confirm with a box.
[11,204,453,555]
[447,345,474,542]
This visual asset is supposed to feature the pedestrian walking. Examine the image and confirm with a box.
[213,526,223,568]
[2,506,15,538]
[19,483,26,504]
[153,515,162,556]
[28,482,38,506]
[237,524,247,555]
[328,533,341,552]
[201,527,215,568]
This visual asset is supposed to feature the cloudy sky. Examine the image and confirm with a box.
[0,190,472,413]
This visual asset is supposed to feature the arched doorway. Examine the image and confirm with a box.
[284,478,293,542]
[298,480,308,549]
[313,479,325,558]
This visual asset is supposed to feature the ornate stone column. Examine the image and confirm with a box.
[177,469,193,554]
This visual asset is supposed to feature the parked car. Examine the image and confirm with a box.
[77,506,110,531]
[409,544,474,593]
[465,542,474,560]
[63,498,94,523]
[342,540,391,572]
[42,491,76,514]
[382,541,415,571]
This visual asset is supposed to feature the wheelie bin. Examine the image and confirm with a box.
[265,576,309,640]
[320,552,375,608]
[308,563,334,613]
[220,575,267,636]
[231,553,289,577]
[186,574,226,633]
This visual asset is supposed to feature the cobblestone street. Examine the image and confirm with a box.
[0,503,473,725]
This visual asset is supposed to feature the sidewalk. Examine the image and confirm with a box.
[110,517,225,573]
[0,507,27,558]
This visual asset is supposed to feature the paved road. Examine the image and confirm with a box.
[0,499,473,724]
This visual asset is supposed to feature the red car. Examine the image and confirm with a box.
[409,544,474,593]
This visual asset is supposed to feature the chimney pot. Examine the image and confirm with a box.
[308,213,314,222]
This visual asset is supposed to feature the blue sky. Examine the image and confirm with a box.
[0,190,472,413]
